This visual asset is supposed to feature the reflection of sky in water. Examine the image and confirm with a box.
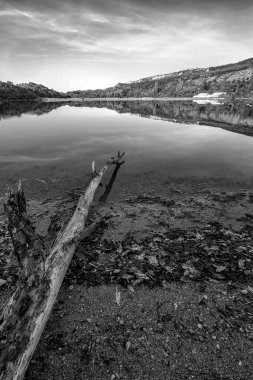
[0,105,253,180]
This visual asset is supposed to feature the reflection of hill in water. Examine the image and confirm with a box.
[0,101,62,121]
[0,100,253,136]
[78,100,253,136]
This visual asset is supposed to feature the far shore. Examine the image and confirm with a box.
[42,97,193,102]
[1,95,253,104]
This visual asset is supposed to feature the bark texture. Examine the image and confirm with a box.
[0,152,124,380]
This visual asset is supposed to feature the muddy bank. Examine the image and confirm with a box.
[1,179,253,379]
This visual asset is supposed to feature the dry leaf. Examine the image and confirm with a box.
[148,255,158,266]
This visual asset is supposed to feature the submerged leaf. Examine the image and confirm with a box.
[214,265,227,272]
[148,255,158,266]
[0,279,7,287]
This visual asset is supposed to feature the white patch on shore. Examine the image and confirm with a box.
[193,92,226,99]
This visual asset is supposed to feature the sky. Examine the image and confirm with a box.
[0,0,253,91]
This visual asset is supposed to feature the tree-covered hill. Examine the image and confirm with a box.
[1,57,253,101]
[66,57,253,99]
[0,81,67,102]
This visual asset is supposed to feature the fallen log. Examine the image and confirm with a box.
[0,151,125,380]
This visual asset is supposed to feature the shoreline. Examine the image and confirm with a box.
[1,177,253,379]
[0,95,252,104]
[41,96,194,102]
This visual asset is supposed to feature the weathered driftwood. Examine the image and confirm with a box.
[0,152,125,380]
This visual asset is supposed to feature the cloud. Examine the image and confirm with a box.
[0,0,252,90]
[1,0,253,16]
[0,2,156,60]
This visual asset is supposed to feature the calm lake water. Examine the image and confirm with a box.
[0,100,253,199]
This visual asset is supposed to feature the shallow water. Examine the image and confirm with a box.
[0,100,253,199]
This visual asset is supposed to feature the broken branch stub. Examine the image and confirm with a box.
[4,180,46,277]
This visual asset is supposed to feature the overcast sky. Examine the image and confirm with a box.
[0,0,253,91]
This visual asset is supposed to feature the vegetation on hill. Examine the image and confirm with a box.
[1,58,253,101]
[66,58,253,98]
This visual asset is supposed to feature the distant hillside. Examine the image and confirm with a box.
[1,57,253,101]
[0,81,67,102]
[66,57,253,99]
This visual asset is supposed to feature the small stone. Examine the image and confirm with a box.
[198,323,203,329]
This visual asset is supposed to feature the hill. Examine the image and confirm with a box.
[0,81,67,102]
[66,57,253,98]
[1,58,253,101]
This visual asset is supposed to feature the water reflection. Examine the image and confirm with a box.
[0,99,252,136]
[0,101,60,121]
[77,100,253,137]
[0,100,253,198]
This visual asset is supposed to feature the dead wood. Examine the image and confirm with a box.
[0,151,125,380]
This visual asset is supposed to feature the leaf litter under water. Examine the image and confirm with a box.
[66,221,253,287]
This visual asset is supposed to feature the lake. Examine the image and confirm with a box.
[0,99,253,200]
